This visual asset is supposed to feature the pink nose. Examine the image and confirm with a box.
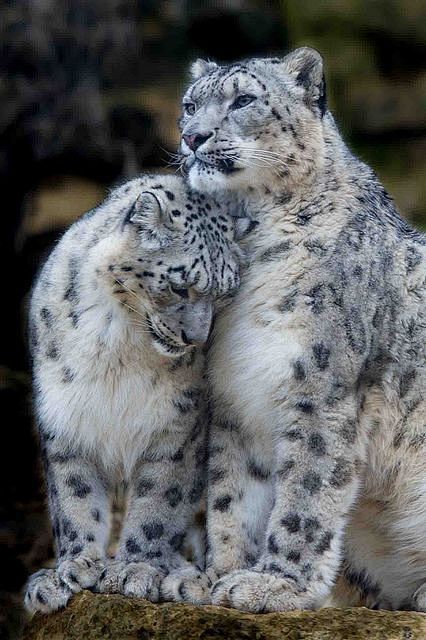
[182,132,212,151]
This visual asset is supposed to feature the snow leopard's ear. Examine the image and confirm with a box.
[280,47,326,116]
[190,58,218,81]
[127,192,172,249]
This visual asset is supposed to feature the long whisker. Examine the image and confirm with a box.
[241,151,291,164]
[112,277,150,312]
[238,147,294,158]
[119,300,148,322]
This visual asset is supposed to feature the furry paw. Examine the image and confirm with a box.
[96,560,163,601]
[211,570,311,613]
[413,582,426,612]
[57,556,104,593]
[24,568,72,614]
[161,566,212,605]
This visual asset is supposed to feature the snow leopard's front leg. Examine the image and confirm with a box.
[98,409,210,604]
[206,406,274,578]
[25,433,110,613]
[211,384,363,612]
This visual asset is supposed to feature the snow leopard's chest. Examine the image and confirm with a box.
[209,264,305,441]
[36,319,200,472]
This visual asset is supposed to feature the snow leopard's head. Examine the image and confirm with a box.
[180,47,328,196]
[102,175,244,357]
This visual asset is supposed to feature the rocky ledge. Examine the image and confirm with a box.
[23,591,426,640]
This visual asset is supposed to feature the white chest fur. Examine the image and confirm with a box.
[36,305,195,474]
[209,279,304,438]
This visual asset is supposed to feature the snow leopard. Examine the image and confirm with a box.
[24,174,243,614]
[178,47,426,613]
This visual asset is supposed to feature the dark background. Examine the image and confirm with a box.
[1,1,425,638]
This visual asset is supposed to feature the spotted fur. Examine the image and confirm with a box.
[24,174,242,613]
[179,47,426,613]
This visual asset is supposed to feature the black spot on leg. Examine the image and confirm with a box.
[344,308,367,354]
[137,479,155,497]
[164,485,183,508]
[50,451,77,464]
[142,522,164,541]
[330,459,353,488]
[66,475,92,498]
[296,398,314,414]
[278,291,297,313]
[405,245,422,273]
[126,538,142,554]
[213,495,232,512]
[62,367,75,383]
[245,553,257,567]
[306,283,326,314]
[315,531,334,555]
[40,307,53,328]
[91,509,101,522]
[302,472,322,494]
[281,513,301,533]
[304,517,320,543]
[282,428,304,441]
[247,460,270,481]
[71,544,83,556]
[263,562,284,575]
[307,433,327,456]
[267,534,279,554]
[46,342,59,359]
[169,532,185,552]
[286,550,301,563]
[341,419,357,444]
[293,360,306,381]
[312,343,330,370]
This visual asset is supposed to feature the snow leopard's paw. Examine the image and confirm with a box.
[211,569,312,613]
[161,566,212,604]
[96,560,163,602]
[57,555,104,593]
[24,568,72,614]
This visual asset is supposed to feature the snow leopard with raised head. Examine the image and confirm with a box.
[24,174,243,614]
[178,47,426,613]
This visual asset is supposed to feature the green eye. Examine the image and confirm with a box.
[184,102,196,116]
[170,285,189,299]
[231,95,256,110]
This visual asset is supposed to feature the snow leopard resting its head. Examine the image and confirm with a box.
[31,174,244,359]
[179,47,327,196]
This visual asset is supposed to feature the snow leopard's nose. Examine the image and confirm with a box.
[183,131,213,151]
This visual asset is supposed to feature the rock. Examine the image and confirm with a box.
[23,591,426,640]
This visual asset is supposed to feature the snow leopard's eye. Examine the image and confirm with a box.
[183,102,196,116]
[170,284,189,299]
[230,94,256,110]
